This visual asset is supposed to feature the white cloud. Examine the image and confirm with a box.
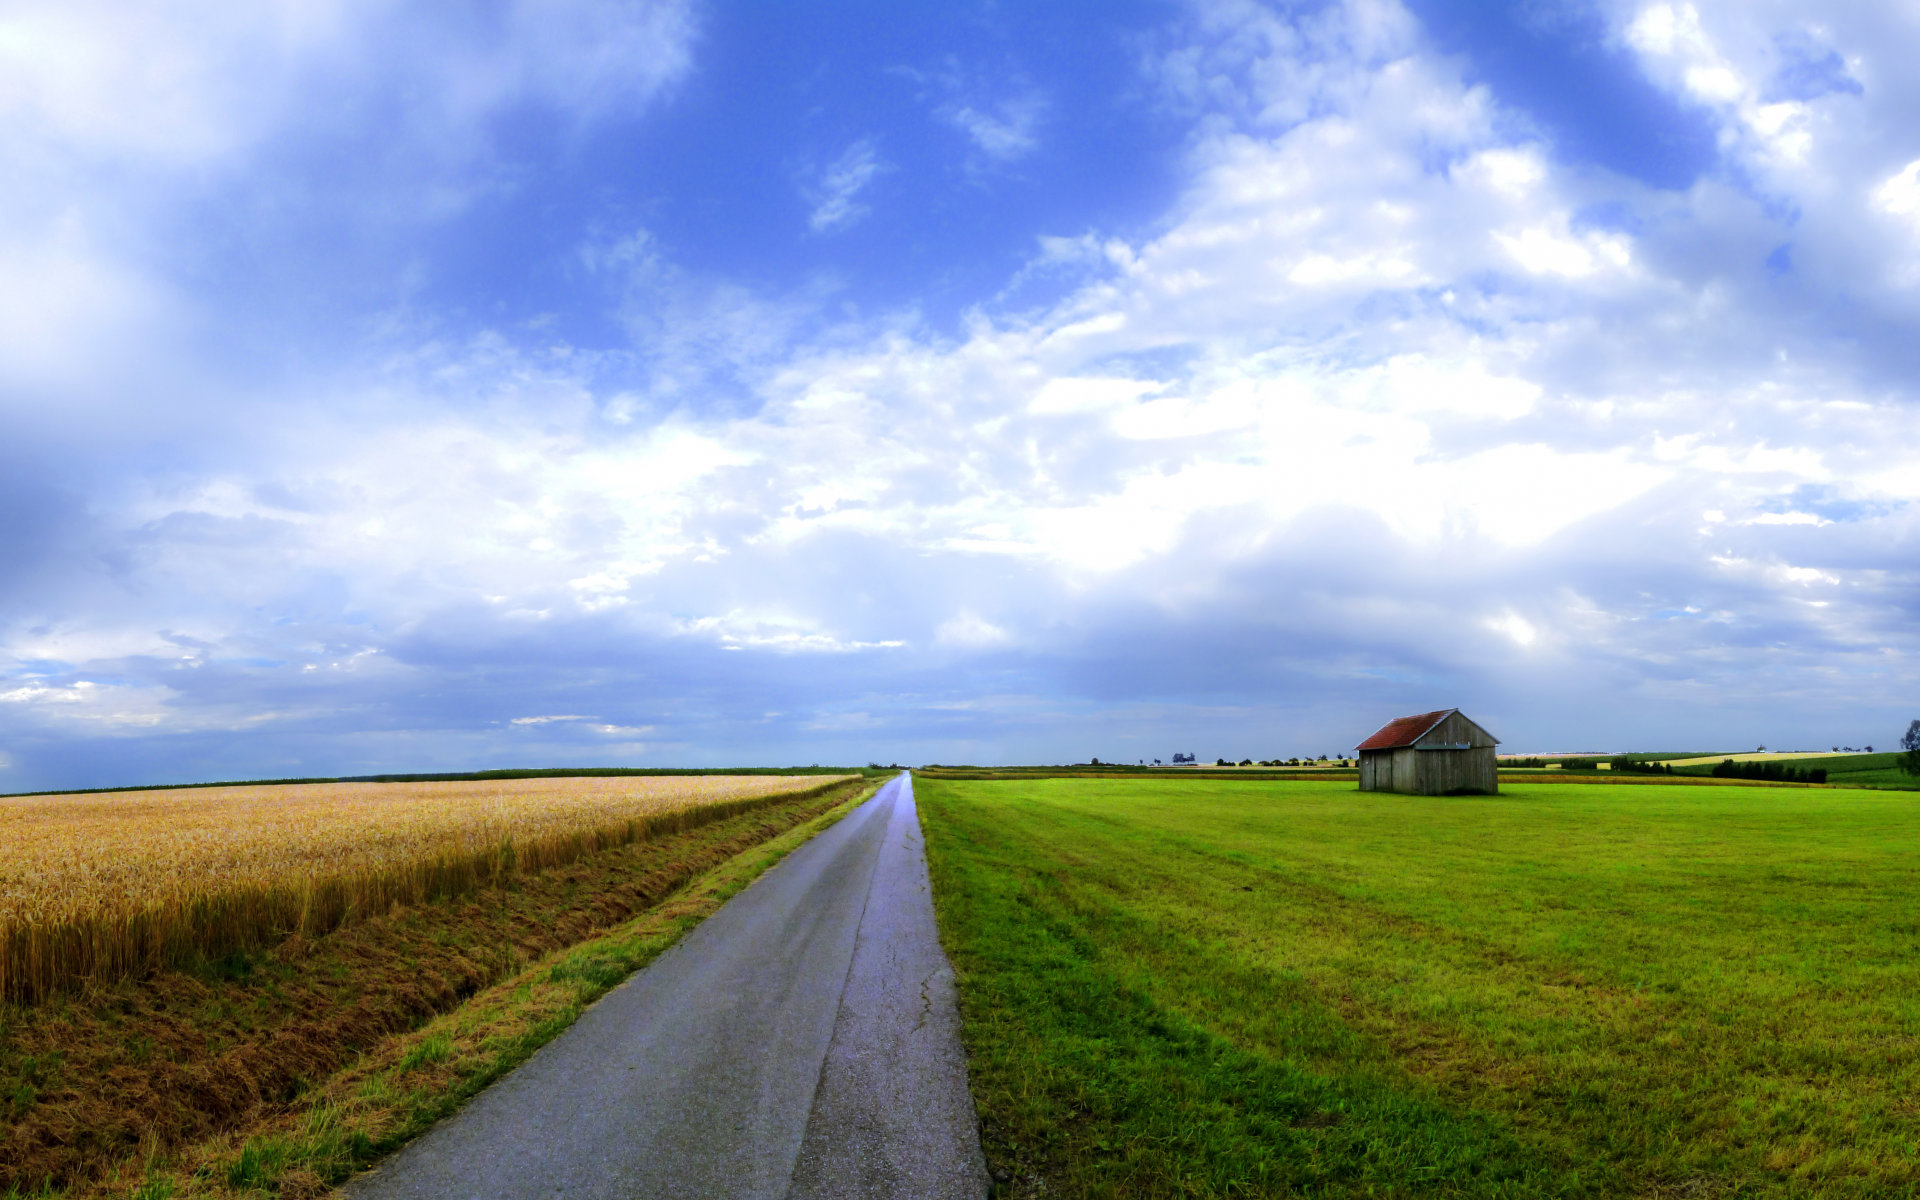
[5,0,1920,777]
[1460,148,1545,198]
[807,139,884,233]
[803,711,881,731]
[33,0,1863,608]
[1029,377,1167,415]
[494,0,696,123]
[671,613,905,655]
[0,0,695,167]
[0,680,180,732]
[936,612,1011,648]
[940,92,1044,160]
[1496,227,1598,276]
[1874,161,1920,225]
[1487,612,1537,646]
[2,683,86,703]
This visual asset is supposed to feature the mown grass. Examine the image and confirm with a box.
[918,777,1920,1198]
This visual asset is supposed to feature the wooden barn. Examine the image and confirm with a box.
[1355,709,1500,795]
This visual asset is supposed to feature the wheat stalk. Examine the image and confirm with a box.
[0,775,852,1002]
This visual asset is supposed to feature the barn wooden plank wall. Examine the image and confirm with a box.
[1357,709,1499,795]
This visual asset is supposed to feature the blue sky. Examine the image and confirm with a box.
[3,0,1919,788]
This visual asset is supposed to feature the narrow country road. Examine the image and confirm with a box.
[344,773,989,1200]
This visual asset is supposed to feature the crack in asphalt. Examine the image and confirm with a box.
[913,966,939,1034]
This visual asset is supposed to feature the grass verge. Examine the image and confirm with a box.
[2,775,886,1198]
[919,776,1920,1198]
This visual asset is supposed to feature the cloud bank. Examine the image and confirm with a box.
[2,0,1918,788]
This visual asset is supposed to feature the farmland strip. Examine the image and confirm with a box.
[0,775,851,1003]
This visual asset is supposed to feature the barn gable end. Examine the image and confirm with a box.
[1355,708,1499,795]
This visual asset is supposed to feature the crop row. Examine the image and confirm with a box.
[0,774,851,1003]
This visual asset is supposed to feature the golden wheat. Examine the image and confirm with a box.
[0,774,853,1002]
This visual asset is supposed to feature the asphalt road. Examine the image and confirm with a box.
[345,773,989,1200]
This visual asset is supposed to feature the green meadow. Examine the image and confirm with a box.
[917,777,1920,1198]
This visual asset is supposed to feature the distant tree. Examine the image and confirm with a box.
[1867,745,1875,753]
[1901,721,1920,778]
[1090,757,1101,765]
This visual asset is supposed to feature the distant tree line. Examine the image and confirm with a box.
[1710,759,1826,784]
[1209,757,1354,768]
[1549,758,1614,772]
[1610,758,1675,775]
[1502,757,1675,774]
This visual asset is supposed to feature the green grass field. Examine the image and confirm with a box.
[917,777,1920,1198]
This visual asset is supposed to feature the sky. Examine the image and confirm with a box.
[3,0,1918,789]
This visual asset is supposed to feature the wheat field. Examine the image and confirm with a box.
[0,774,852,1002]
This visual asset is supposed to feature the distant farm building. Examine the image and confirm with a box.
[1355,709,1499,795]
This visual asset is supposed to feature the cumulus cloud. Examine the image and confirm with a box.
[1876,161,1920,225]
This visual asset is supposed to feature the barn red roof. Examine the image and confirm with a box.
[1356,709,1455,752]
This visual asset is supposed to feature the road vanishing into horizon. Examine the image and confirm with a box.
[346,772,990,1200]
